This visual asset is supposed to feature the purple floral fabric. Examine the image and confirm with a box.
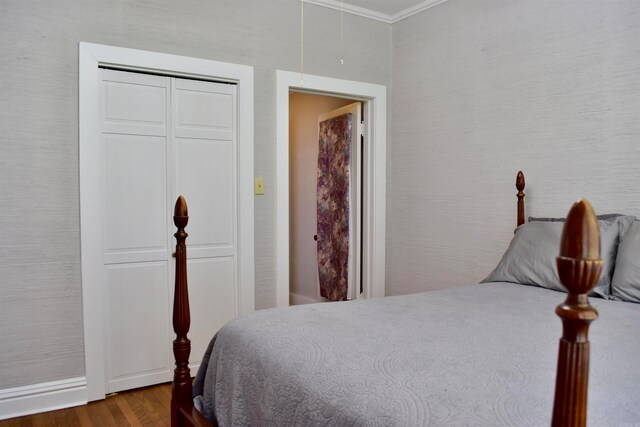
[317,113,352,301]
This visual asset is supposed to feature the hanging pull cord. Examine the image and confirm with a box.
[300,0,305,86]
[340,0,344,64]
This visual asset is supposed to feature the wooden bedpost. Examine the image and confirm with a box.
[551,199,602,427]
[516,171,525,227]
[172,196,192,427]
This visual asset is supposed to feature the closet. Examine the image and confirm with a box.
[99,69,238,392]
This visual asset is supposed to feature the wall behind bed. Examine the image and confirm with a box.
[388,0,640,295]
[0,0,391,391]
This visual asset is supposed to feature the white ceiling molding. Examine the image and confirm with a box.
[305,0,449,24]
[304,0,392,23]
[390,0,450,23]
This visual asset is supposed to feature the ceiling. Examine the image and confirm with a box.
[307,0,448,23]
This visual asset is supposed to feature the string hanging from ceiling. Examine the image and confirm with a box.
[340,0,344,65]
[300,0,304,86]
[300,0,344,85]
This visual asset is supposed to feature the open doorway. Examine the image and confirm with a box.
[289,92,362,305]
[276,70,387,308]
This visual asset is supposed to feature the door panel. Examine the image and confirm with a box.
[171,78,238,372]
[182,257,236,369]
[101,71,167,136]
[106,262,170,392]
[174,79,234,140]
[317,103,362,301]
[101,69,171,393]
[176,138,234,251]
[104,134,167,263]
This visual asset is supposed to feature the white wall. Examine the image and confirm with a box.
[289,92,354,302]
[0,0,391,389]
[388,0,640,296]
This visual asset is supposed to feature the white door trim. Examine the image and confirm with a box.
[79,42,254,401]
[276,70,387,307]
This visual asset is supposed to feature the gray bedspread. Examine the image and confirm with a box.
[193,282,640,426]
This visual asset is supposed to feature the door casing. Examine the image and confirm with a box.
[276,70,387,307]
[79,42,254,401]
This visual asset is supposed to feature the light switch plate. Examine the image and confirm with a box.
[254,177,265,195]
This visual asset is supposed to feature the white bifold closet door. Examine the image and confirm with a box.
[99,69,238,393]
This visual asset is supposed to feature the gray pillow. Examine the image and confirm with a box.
[483,216,636,298]
[529,214,636,237]
[528,214,625,222]
[611,220,640,303]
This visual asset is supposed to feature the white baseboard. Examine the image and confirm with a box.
[289,292,320,305]
[0,377,87,420]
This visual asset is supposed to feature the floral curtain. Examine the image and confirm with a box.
[317,113,352,301]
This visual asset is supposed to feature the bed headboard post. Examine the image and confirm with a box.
[516,171,525,227]
[551,199,601,427]
[172,196,193,427]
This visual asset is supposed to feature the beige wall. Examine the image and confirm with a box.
[0,0,391,389]
[388,0,640,295]
[289,92,354,302]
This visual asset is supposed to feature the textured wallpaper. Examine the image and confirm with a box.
[4,0,638,392]
[388,0,640,295]
[0,0,391,389]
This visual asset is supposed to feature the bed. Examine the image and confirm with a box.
[169,172,640,426]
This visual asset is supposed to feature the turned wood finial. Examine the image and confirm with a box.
[174,195,188,229]
[551,199,602,427]
[559,199,600,261]
[172,196,192,427]
[516,171,526,227]
[516,171,525,192]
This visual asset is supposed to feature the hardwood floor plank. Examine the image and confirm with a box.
[104,396,128,426]
[87,398,117,426]
[0,419,25,427]
[125,387,168,426]
[113,394,140,426]
[160,384,172,401]
[51,407,81,427]
[73,405,95,426]
[27,412,50,427]
[0,383,172,427]
[145,387,171,421]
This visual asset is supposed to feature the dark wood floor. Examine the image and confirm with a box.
[0,383,171,426]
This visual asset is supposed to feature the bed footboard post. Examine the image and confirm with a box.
[516,171,525,227]
[551,199,601,427]
[172,196,192,427]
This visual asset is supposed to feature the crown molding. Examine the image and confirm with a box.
[305,0,448,24]
[304,0,392,23]
[390,0,450,23]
